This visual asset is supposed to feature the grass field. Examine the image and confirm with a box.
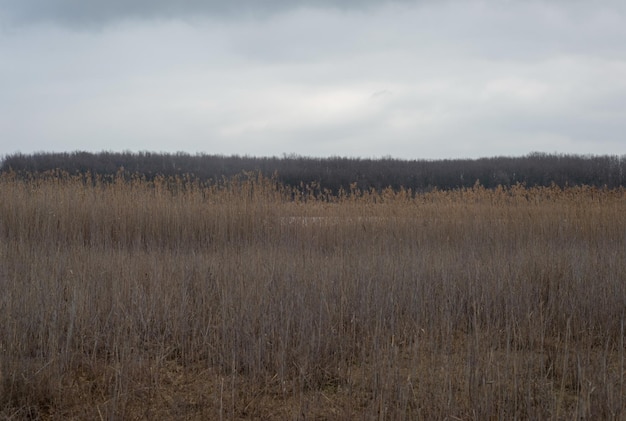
[1,172,625,419]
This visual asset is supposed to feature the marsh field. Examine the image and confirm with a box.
[1,172,625,420]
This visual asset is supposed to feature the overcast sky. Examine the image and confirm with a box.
[1,0,625,159]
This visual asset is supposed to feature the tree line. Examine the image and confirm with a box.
[1,151,625,193]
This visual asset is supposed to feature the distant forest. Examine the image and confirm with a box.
[2,151,625,193]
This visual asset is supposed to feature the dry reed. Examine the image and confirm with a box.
[0,172,625,419]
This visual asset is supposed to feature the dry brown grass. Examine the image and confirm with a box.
[0,172,625,420]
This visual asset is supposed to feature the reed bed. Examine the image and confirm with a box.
[0,172,625,420]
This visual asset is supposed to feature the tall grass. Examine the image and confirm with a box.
[0,172,625,419]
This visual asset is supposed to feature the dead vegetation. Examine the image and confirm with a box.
[0,172,625,419]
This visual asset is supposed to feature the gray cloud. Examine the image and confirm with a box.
[1,0,625,159]
[0,0,418,27]
[3,0,625,29]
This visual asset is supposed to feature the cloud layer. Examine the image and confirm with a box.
[0,0,418,27]
[1,0,625,159]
